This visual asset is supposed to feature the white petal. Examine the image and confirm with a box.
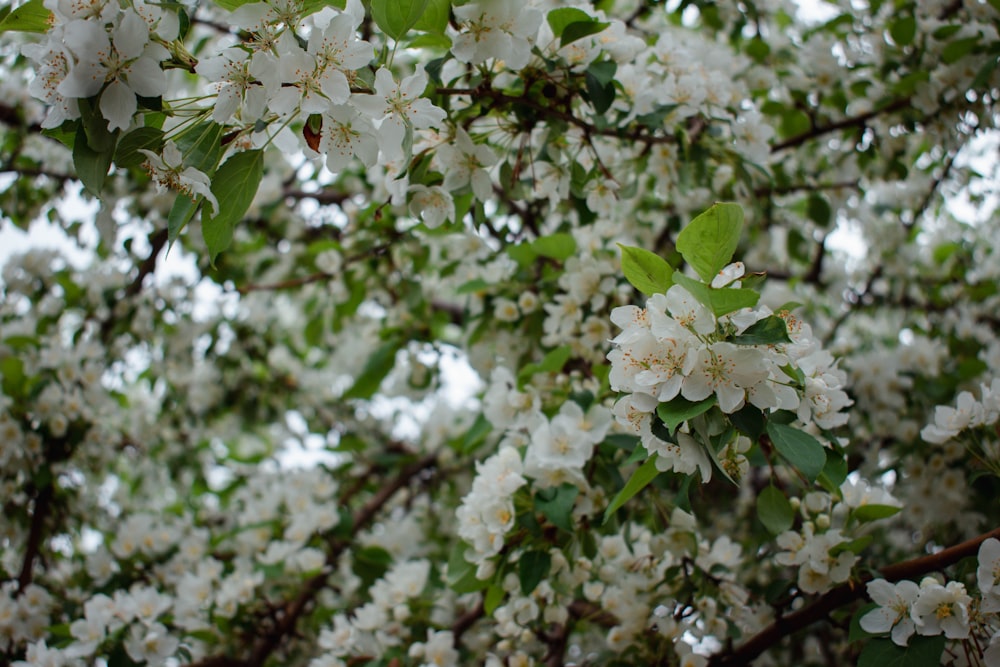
[100,80,136,131]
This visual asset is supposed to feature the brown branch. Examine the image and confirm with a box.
[771,98,912,153]
[709,526,1000,666]
[16,484,53,594]
[451,599,485,643]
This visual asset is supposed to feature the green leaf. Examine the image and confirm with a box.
[672,273,759,317]
[830,535,873,556]
[534,484,578,532]
[371,0,429,41]
[889,16,916,46]
[732,316,791,346]
[213,0,259,10]
[299,0,347,15]
[729,404,765,440]
[73,126,114,197]
[852,504,902,523]
[675,203,744,283]
[547,7,592,36]
[941,36,980,64]
[857,636,945,667]
[446,542,489,593]
[517,345,572,386]
[807,193,832,227]
[757,485,794,535]
[618,244,674,295]
[849,602,879,642]
[532,233,576,261]
[585,70,616,114]
[506,242,537,267]
[412,0,449,34]
[0,0,51,33]
[352,546,393,589]
[603,454,660,523]
[818,449,848,493]
[114,127,165,169]
[202,149,264,265]
[459,414,492,454]
[167,193,199,245]
[656,395,717,435]
[587,60,617,86]
[456,278,490,294]
[176,121,226,173]
[0,356,26,398]
[483,582,505,615]
[78,96,116,153]
[561,19,610,47]
[766,422,826,482]
[343,338,403,400]
[519,550,551,595]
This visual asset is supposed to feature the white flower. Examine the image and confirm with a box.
[911,580,971,639]
[352,67,446,162]
[437,127,498,201]
[921,391,983,443]
[860,579,919,645]
[978,537,1000,612]
[138,141,220,215]
[58,11,168,131]
[451,0,542,71]
[197,47,277,125]
[408,185,454,228]
[681,342,769,413]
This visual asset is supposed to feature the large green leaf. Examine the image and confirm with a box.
[343,338,403,400]
[73,126,114,197]
[603,454,660,523]
[167,193,198,245]
[732,316,792,346]
[618,244,674,295]
[675,203,744,283]
[766,422,826,482]
[519,550,551,595]
[656,395,716,434]
[534,484,578,532]
[202,149,264,265]
[672,273,759,317]
[371,0,429,40]
[0,0,51,33]
[857,636,945,667]
[114,127,165,169]
[532,233,576,261]
[547,7,592,37]
[757,485,794,535]
[412,0,449,34]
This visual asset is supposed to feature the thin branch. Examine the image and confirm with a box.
[771,98,912,153]
[709,526,1000,666]
[16,484,53,594]
[753,180,859,197]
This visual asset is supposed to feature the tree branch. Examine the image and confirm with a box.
[771,98,912,153]
[16,483,53,594]
[709,526,1000,666]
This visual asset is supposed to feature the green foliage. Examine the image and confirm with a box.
[731,316,791,346]
[203,149,264,265]
[618,244,674,295]
[766,422,826,482]
[371,0,430,41]
[757,485,794,535]
[0,0,50,33]
[603,454,660,523]
[675,202,744,283]
[857,636,946,667]
[656,395,717,435]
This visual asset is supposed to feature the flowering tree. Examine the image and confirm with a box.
[1,0,1000,665]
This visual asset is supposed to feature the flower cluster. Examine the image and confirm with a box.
[861,538,1000,659]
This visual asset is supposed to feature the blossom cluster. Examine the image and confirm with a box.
[861,538,1000,663]
[608,265,851,478]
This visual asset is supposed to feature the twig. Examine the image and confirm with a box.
[771,98,912,153]
[708,526,1000,666]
